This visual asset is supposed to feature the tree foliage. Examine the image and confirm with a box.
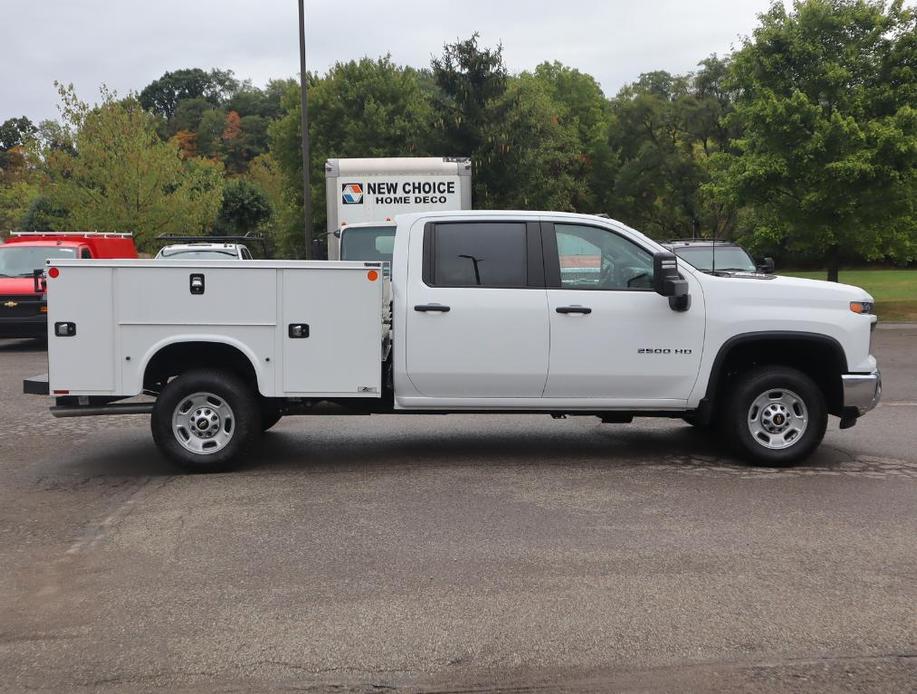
[1,3,914,269]
[139,68,238,120]
[43,85,224,251]
[708,0,916,279]
[214,178,271,236]
[269,57,435,255]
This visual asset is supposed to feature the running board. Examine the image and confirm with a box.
[50,403,155,418]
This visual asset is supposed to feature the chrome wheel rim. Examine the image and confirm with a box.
[172,392,235,455]
[747,388,808,450]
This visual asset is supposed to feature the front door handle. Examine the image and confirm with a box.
[556,306,592,315]
[414,304,451,312]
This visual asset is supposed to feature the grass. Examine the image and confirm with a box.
[780,269,917,322]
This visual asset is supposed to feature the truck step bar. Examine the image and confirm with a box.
[50,403,154,418]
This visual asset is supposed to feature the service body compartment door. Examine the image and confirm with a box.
[47,265,116,393]
[281,268,383,396]
[116,265,277,326]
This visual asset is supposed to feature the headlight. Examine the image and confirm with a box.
[850,301,874,315]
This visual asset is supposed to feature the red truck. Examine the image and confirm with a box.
[0,232,138,339]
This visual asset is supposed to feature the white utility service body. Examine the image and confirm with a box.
[325,157,471,260]
[45,260,389,399]
[28,211,881,471]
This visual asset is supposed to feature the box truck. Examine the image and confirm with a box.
[325,157,471,260]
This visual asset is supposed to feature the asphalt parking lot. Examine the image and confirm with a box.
[0,326,915,692]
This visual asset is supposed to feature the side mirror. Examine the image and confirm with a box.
[653,251,690,311]
[757,257,775,274]
[32,268,47,294]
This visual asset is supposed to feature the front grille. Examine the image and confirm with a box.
[0,295,44,319]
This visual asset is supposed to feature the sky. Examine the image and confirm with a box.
[2,0,778,124]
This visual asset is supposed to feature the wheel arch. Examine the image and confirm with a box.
[139,337,267,396]
[701,331,847,419]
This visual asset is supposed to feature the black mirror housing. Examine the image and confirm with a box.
[653,251,679,296]
[757,257,775,274]
[654,251,688,296]
[653,251,690,311]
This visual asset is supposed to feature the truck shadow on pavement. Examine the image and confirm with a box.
[242,422,756,474]
[0,338,46,353]
[49,417,861,480]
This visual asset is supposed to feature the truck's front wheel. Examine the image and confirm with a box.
[724,366,827,466]
[151,369,260,472]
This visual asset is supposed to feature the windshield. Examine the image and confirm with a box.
[340,226,395,262]
[0,246,76,277]
[158,249,238,259]
[673,246,756,273]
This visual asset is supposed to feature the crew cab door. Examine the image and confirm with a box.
[542,220,705,404]
[404,219,549,398]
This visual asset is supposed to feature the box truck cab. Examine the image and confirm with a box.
[336,222,397,264]
[326,157,471,260]
[0,232,137,339]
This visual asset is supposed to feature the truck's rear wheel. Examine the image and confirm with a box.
[261,401,283,432]
[151,369,260,472]
[724,366,827,466]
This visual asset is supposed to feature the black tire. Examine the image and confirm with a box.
[722,365,827,466]
[151,369,261,472]
[261,402,283,432]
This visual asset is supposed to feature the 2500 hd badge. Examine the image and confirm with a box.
[638,348,693,354]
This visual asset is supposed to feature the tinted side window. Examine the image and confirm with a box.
[554,223,654,290]
[80,248,92,259]
[431,222,526,287]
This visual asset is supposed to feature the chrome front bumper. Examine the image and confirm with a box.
[842,370,882,416]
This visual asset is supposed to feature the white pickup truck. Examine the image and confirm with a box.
[24,211,881,472]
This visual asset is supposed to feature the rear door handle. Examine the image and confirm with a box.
[414,304,450,312]
[556,306,592,315]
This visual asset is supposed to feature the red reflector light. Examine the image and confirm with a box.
[53,390,69,395]
[48,267,60,278]
[367,270,379,281]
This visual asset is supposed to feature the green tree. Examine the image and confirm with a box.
[227,79,294,120]
[196,108,228,158]
[479,72,581,210]
[0,116,37,178]
[431,34,507,156]
[0,117,36,159]
[431,34,508,204]
[214,178,271,236]
[19,195,68,231]
[269,57,434,256]
[606,72,705,238]
[169,97,213,135]
[0,181,40,230]
[46,84,224,251]
[529,62,616,212]
[709,0,917,280]
[139,68,238,120]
